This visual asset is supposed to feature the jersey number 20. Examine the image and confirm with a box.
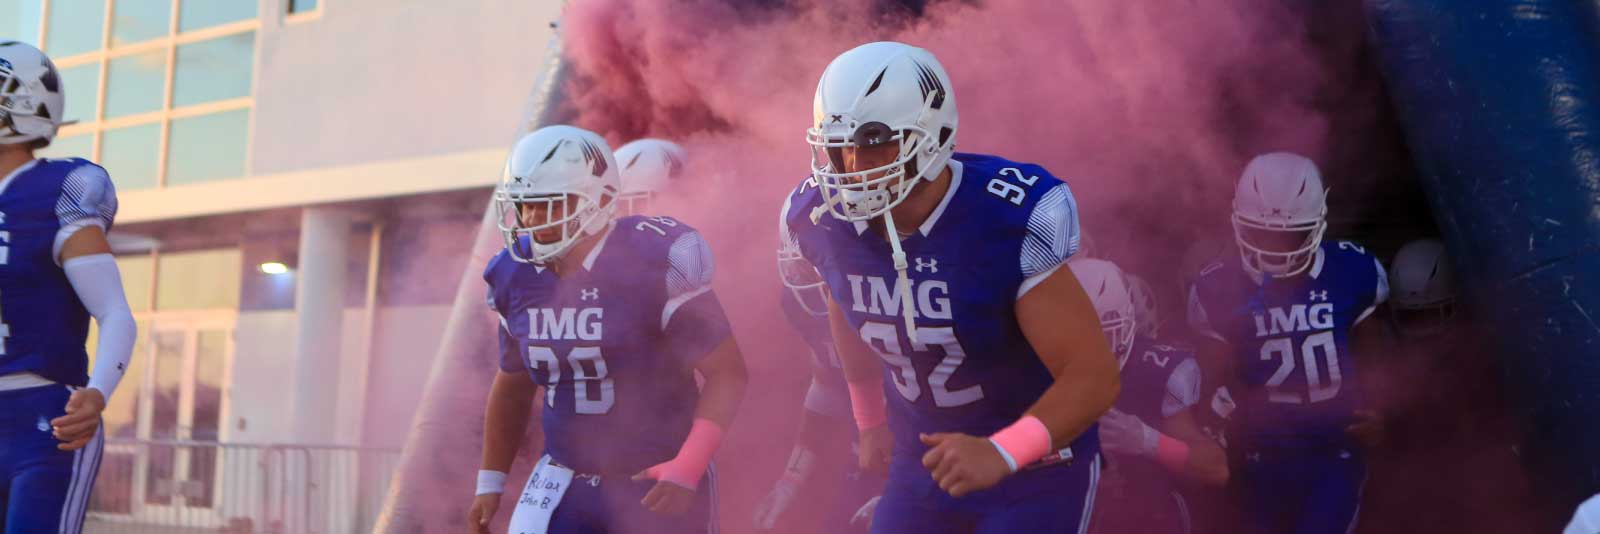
[526,346,614,414]
[860,322,984,408]
[1260,331,1341,404]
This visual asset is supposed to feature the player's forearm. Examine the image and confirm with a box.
[1028,362,1120,448]
[480,372,536,473]
[64,254,136,398]
[692,336,747,428]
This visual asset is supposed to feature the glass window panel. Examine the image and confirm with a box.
[178,1,256,32]
[173,32,254,107]
[45,0,104,57]
[4,1,43,48]
[145,329,183,506]
[100,123,161,191]
[289,0,319,14]
[116,254,154,311]
[36,133,93,160]
[155,249,242,310]
[111,0,172,46]
[105,50,166,118]
[187,329,226,505]
[166,110,248,186]
[58,62,100,123]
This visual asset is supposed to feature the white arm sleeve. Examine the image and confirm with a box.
[661,231,716,329]
[53,163,118,265]
[64,254,136,399]
[1161,357,1204,418]
[1018,183,1080,299]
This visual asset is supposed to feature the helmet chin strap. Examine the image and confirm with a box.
[880,208,919,344]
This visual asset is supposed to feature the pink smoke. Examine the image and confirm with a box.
[551,1,1424,533]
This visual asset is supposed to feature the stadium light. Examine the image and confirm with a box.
[259,262,291,275]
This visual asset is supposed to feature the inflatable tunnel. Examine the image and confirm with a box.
[1366,0,1600,509]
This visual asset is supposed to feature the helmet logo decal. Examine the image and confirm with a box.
[914,62,946,110]
[578,138,608,177]
[624,152,642,169]
[865,67,887,97]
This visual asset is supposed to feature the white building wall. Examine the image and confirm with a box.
[250,0,560,175]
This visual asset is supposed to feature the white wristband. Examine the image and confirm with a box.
[988,438,1020,473]
[476,469,508,496]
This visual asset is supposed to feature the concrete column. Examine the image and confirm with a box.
[290,207,351,444]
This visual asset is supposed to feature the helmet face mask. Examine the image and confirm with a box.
[496,125,620,265]
[777,245,829,317]
[615,191,655,217]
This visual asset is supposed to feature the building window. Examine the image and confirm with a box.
[5,1,45,50]
[36,0,259,192]
[288,0,321,17]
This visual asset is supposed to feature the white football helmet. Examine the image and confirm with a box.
[777,208,828,317]
[1127,273,1161,339]
[495,125,621,265]
[1389,238,1456,337]
[1068,258,1138,369]
[1231,152,1328,279]
[807,41,957,221]
[0,41,66,146]
[615,138,686,216]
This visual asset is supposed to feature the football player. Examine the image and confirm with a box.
[468,125,747,534]
[1187,152,1388,534]
[0,41,137,534]
[751,218,882,533]
[783,41,1120,534]
[614,138,687,217]
[1071,259,1227,534]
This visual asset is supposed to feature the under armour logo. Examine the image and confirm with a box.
[830,115,844,124]
[1248,452,1262,463]
[580,288,599,301]
[1271,208,1283,215]
[914,258,938,273]
[1309,290,1328,302]
[513,175,524,183]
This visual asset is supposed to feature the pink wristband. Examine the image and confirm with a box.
[648,418,724,490]
[989,415,1052,472]
[848,380,888,430]
[1154,433,1191,473]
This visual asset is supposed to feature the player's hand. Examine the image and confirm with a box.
[631,470,696,515]
[919,432,1011,498]
[466,493,500,534]
[858,424,892,473]
[1099,408,1160,458]
[850,495,881,527]
[1345,410,1385,448]
[51,387,105,450]
[752,476,801,531]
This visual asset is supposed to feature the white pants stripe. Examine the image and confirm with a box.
[55,417,104,533]
[1078,454,1101,534]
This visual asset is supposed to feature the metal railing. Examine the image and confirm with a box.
[85,439,401,534]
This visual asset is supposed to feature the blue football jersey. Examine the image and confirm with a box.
[1188,241,1388,451]
[1102,336,1202,530]
[778,287,850,420]
[485,215,733,475]
[783,152,1095,461]
[0,158,117,386]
